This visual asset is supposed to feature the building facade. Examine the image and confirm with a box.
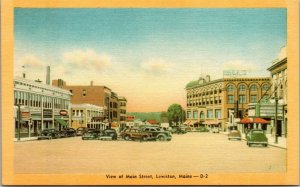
[52,79,127,125]
[70,104,105,130]
[14,77,72,139]
[118,96,127,130]
[185,76,271,131]
[267,46,287,137]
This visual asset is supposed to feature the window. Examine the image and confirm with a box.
[215,109,221,119]
[239,85,246,91]
[200,111,205,119]
[187,111,192,119]
[262,84,269,91]
[193,111,198,119]
[250,85,257,91]
[239,95,246,103]
[228,95,234,104]
[227,85,234,92]
[250,95,257,103]
[82,89,86,96]
[207,110,213,118]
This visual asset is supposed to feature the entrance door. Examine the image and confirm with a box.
[277,120,282,137]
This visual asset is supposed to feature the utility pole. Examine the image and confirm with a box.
[274,97,278,144]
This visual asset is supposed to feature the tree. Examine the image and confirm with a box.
[160,111,169,123]
[167,104,184,126]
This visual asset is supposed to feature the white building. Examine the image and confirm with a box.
[14,76,72,140]
[70,103,105,130]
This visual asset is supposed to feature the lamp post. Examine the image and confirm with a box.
[274,97,278,144]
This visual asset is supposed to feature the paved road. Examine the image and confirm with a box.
[14,132,286,174]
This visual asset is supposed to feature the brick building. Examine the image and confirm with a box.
[52,79,127,124]
[185,75,271,131]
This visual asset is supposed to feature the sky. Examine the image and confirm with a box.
[14,8,287,112]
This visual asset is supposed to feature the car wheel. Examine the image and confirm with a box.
[142,136,148,141]
[157,135,166,141]
[248,143,251,147]
[124,135,131,141]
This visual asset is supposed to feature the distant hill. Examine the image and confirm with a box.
[127,112,162,123]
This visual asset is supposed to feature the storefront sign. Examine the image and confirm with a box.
[21,111,30,119]
[59,110,68,116]
[43,109,53,118]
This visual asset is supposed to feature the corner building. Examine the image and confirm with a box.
[185,76,271,131]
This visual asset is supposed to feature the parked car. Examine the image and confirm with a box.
[99,129,118,140]
[38,129,61,140]
[82,129,101,140]
[246,129,268,147]
[211,127,220,133]
[76,127,88,136]
[120,128,152,141]
[228,130,242,140]
[141,126,172,141]
[171,126,187,134]
[61,128,77,137]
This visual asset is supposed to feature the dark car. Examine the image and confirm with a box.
[141,126,172,141]
[246,129,268,147]
[228,130,242,140]
[82,129,101,140]
[171,126,187,134]
[99,129,118,140]
[120,128,152,141]
[38,129,61,140]
[76,127,88,136]
[61,128,77,137]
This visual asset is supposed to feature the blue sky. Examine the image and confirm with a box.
[14,8,286,112]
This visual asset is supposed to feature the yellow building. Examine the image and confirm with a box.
[185,75,271,131]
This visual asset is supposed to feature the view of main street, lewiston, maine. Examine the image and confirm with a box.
[14,9,287,174]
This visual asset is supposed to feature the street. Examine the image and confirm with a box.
[14,132,286,174]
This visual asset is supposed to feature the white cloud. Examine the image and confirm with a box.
[141,58,171,73]
[18,54,45,69]
[222,60,257,72]
[63,49,111,70]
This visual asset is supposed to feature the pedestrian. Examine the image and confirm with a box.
[245,127,248,135]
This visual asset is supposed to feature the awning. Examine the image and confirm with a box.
[111,122,118,127]
[203,120,221,125]
[55,118,68,126]
[183,120,191,125]
[239,117,270,124]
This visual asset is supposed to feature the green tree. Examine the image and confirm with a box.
[167,104,184,126]
[160,111,169,123]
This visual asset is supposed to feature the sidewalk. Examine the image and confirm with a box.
[220,131,286,149]
[14,137,38,142]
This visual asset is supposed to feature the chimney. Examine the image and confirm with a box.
[206,75,210,82]
[90,81,93,86]
[46,66,50,85]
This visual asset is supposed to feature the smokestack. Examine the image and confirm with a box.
[46,66,50,85]
[90,81,93,86]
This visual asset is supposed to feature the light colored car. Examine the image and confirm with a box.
[228,130,241,140]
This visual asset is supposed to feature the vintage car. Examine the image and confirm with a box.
[141,126,172,141]
[246,129,268,147]
[82,129,101,140]
[38,129,61,140]
[61,128,77,137]
[99,129,118,140]
[76,127,88,136]
[171,126,187,134]
[228,130,242,140]
[120,128,152,141]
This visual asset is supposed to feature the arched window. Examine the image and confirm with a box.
[227,85,234,92]
[239,85,246,91]
[250,85,257,91]
[262,84,269,91]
